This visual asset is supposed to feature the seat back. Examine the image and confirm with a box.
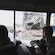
[17,44,32,55]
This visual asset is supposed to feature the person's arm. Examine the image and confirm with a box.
[47,44,55,55]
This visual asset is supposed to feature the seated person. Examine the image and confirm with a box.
[0,25,16,55]
[38,26,55,55]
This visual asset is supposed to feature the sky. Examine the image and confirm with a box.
[15,11,24,25]
[0,10,24,26]
[0,10,14,26]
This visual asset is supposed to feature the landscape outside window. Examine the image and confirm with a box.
[50,13,55,36]
[15,11,47,46]
[0,10,47,46]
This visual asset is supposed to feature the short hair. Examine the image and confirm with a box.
[43,26,53,36]
[0,25,8,38]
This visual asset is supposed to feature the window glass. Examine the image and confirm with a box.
[0,10,14,42]
[15,11,47,46]
[50,13,55,36]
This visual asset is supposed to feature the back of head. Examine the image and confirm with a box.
[0,25,8,38]
[43,26,53,36]
[0,25,10,45]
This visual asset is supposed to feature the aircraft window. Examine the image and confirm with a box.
[0,10,14,42]
[15,11,47,46]
[50,13,55,36]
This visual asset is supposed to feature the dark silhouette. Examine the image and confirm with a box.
[40,26,55,55]
[0,25,16,55]
[39,39,47,54]
[17,44,31,55]
[0,25,10,45]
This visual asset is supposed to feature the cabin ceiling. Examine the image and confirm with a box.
[0,0,55,12]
